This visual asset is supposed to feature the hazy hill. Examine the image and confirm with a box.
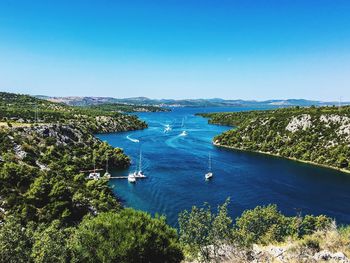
[36,95,348,108]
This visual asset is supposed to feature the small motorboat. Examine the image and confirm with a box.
[180,131,188,136]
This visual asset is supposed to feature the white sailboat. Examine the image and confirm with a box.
[205,153,213,180]
[180,118,188,136]
[137,150,146,177]
[104,157,111,179]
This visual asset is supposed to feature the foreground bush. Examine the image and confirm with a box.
[178,202,333,262]
[71,209,184,263]
[233,205,332,247]
[178,199,233,262]
[0,210,183,263]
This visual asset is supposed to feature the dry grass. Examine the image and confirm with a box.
[0,122,32,127]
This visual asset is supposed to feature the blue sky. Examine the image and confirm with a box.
[0,0,350,100]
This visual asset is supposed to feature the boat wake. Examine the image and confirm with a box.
[126,135,140,143]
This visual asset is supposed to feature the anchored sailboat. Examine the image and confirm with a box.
[104,156,111,179]
[205,153,213,180]
[137,150,146,177]
[180,118,188,136]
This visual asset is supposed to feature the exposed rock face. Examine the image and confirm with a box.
[196,244,350,262]
[286,114,312,133]
[13,143,27,159]
[284,114,350,143]
[4,124,107,171]
[313,251,349,262]
[20,124,86,145]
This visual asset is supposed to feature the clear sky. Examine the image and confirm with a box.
[0,0,349,100]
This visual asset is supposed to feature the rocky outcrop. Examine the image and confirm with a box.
[191,244,350,262]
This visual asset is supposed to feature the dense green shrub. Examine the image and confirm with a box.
[233,205,291,246]
[0,216,33,263]
[71,209,183,263]
[232,205,332,247]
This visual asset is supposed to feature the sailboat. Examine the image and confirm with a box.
[104,157,111,179]
[137,150,146,177]
[180,118,188,136]
[205,153,213,180]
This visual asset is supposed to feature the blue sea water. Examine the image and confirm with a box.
[96,107,350,226]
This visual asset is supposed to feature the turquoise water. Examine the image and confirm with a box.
[97,107,350,226]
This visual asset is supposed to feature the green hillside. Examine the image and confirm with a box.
[0,92,184,262]
[0,92,150,224]
[199,106,350,172]
[0,92,147,133]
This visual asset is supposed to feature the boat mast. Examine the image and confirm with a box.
[208,153,211,171]
[139,150,142,171]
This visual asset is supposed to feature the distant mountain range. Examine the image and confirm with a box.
[36,95,348,108]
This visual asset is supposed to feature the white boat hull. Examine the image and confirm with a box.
[205,172,213,180]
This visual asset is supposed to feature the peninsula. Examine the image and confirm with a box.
[199,106,350,173]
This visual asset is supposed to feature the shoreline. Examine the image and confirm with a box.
[213,141,350,175]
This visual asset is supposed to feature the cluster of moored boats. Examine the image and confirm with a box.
[127,151,146,183]
[89,117,215,182]
[88,151,214,182]
[88,158,111,180]
[127,152,214,182]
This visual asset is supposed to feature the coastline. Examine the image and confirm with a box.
[213,141,350,175]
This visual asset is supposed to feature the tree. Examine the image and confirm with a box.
[71,209,183,263]
[233,205,290,246]
[178,199,232,262]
